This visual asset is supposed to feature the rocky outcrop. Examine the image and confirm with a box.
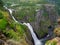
[45,37,60,45]
[31,4,58,39]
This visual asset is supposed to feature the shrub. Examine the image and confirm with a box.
[10,22,16,29]
[0,0,4,7]
[4,29,20,41]
[0,12,3,19]
[36,30,48,38]
[45,40,57,45]
[0,18,8,30]
[16,24,24,36]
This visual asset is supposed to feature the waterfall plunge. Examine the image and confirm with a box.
[4,5,42,45]
[23,23,42,45]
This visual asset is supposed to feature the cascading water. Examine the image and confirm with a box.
[4,5,44,45]
[23,23,42,45]
[3,6,18,23]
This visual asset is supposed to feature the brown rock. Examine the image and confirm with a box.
[57,42,60,45]
[0,39,5,45]
[0,34,7,41]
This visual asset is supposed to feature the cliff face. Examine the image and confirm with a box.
[30,4,58,39]
[3,3,58,45]
[12,4,59,45]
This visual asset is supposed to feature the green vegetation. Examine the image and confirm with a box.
[0,18,7,30]
[43,12,48,17]
[3,29,20,41]
[36,29,48,38]
[46,40,57,45]
[2,0,48,4]
[0,12,3,19]
[14,6,36,22]
[9,22,16,29]
[2,21,27,41]
[0,0,4,7]
[0,8,27,41]
[0,0,60,45]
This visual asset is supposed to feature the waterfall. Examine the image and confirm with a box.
[4,5,43,45]
[3,6,18,23]
[23,23,42,45]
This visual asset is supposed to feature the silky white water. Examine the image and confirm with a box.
[4,5,42,45]
[3,6,18,23]
[23,23,42,45]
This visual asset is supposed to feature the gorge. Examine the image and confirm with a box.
[3,3,59,45]
[4,5,43,45]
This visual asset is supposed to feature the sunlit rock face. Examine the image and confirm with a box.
[54,26,60,37]
[45,37,60,45]
[57,42,60,45]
